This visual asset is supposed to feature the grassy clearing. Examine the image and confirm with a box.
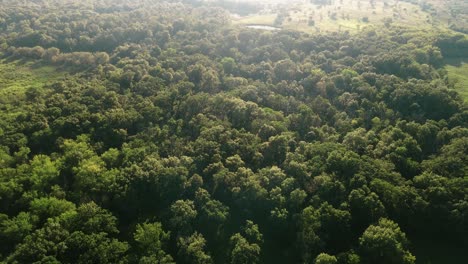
[0,58,65,101]
[232,14,277,26]
[445,58,468,101]
[233,0,434,34]
[0,58,67,119]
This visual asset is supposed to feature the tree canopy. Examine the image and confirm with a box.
[0,0,467,263]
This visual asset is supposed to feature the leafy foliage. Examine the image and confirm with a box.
[0,0,467,263]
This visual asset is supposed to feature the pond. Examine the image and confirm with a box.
[245,25,280,30]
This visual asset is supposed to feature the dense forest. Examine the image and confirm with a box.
[0,0,467,263]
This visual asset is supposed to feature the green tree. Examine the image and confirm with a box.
[6,219,69,263]
[61,231,129,264]
[274,59,299,81]
[359,218,416,264]
[177,232,212,264]
[221,57,237,75]
[317,203,351,253]
[29,197,75,223]
[314,253,337,264]
[0,212,37,248]
[170,199,197,234]
[29,155,60,192]
[348,187,386,232]
[133,222,174,263]
[229,233,261,264]
[298,206,323,263]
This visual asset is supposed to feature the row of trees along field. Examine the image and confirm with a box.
[0,0,467,263]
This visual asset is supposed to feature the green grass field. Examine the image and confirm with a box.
[0,58,65,101]
[0,57,67,119]
[232,0,434,33]
[445,58,468,101]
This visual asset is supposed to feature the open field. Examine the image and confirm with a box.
[0,58,65,101]
[445,58,468,102]
[232,0,440,33]
[425,0,468,33]
[0,58,66,119]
